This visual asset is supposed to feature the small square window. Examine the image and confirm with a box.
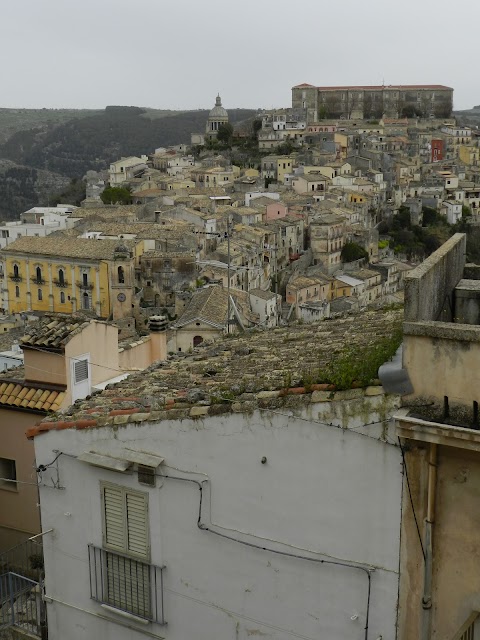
[0,457,17,490]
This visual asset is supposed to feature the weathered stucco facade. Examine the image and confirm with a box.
[396,233,480,639]
[34,389,403,640]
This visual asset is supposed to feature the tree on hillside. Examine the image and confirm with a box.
[252,119,262,137]
[101,186,132,205]
[50,178,86,207]
[217,123,234,145]
[341,242,368,263]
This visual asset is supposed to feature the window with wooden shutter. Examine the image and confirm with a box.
[126,492,149,558]
[103,485,126,552]
[101,483,151,618]
[101,483,150,560]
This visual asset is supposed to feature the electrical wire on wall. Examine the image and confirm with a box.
[158,470,374,640]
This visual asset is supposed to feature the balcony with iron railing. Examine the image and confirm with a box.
[77,282,94,290]
[31,278,46,285]
[0,534,47,639]
[9,274,22,282]
[88,545,166,625]
[53,279,69,288]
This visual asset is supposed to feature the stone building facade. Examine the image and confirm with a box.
[292,83,454,123]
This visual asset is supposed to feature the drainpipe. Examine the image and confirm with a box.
[421,442,437,640]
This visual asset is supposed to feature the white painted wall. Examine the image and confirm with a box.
[35,394,402,640]
[249,293,280,328]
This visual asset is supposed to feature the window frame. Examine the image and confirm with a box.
[0,457,17,491]
[101,482,150,561]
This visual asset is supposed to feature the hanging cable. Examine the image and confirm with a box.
[397,436,425,561]
[36,451,63,473]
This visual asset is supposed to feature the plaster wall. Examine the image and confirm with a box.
[118,333,167,371]
[398,443,480,639]
[0,409,40,549]
[174,323,222,352]
[66,322,119,388]
[24,350,65,386]
[35,393,402,640]
[403,324,480,408]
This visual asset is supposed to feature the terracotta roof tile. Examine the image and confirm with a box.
[0,379,64,413]
[25,307,403,440]
[2,236,137,261]
[173,285,228,329]
[20,315,94,350]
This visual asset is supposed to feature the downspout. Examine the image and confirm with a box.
[421,443,437,640]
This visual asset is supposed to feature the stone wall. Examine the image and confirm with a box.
[404,233,466,322]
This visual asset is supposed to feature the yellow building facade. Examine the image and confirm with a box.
[459,144,479,166]
[2,237,136,320]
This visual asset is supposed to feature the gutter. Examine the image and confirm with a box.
[421,443,437,640]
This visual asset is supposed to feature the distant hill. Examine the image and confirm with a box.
[0,107,101,144]
[0,105,257,219]
[453,105,480,128]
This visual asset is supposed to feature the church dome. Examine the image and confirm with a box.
[209,94,228,119]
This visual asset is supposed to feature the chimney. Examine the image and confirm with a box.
[149,315,168,362]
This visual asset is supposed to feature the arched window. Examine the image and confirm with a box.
[13,264,19,279]
[15,286,19,298]
[60,291,65,304]
[36,266,42,282]
[58,269,65,286]
[37,289,42,301]
[118,266,125,284]
[193,336,204,348]
[82,292,90,310]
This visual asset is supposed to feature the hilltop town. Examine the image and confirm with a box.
[2,83,480,639]
[0,83,472,344]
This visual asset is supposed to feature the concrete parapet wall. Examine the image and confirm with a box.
[404,233,466,322]
[403,321,480,407]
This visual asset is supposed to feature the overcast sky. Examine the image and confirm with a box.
[1,0,477,111]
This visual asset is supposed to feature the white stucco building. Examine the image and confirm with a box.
[32,389,403,640]
[0,205,76,249]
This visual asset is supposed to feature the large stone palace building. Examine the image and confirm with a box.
[292,83,454,122]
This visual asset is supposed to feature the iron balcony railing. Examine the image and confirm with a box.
[88,545,166,625]
[0,536,46,639]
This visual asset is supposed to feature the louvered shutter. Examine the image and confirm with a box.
[103,485,126,552]
[74,359,89,383]
[126,492,149,558]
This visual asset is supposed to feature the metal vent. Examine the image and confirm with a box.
[74,359,89,383]
[138,465,156,487]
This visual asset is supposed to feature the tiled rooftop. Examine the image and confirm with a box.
[68,205,142,219]
[2,236,137,260]
[0,379,65,413]
[20,315,108,350]
[31,307,403,438]
[0,365,65,413]
[173,286,228,329]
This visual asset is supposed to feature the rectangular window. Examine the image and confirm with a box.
[100,484,151,617]
[0,457,17,490]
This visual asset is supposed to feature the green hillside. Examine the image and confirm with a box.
[0,106,257,178]
[0,105,257,218]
